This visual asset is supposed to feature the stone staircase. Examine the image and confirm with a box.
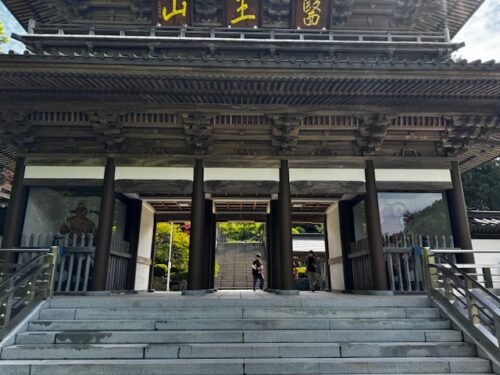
[0,292,494,374]
[215,243,267,289]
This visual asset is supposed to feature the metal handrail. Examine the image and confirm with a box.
[423,248,500,366]
[0,247,59,340]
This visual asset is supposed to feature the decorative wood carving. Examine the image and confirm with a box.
[182,113,214,155]
[331,0,354,26]
[192,0,223,26]
[88,111,127,152]
[0,110,37,152]
[357,114,391,156]
[391,0,442,27]
[262,0,292,28]
[439,115,500,156]
[269,114,303,155]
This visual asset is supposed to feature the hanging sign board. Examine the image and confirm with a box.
[294,0,330,29]
[225,0,261,28]
[154,0,331,29]
[156,0,192,26]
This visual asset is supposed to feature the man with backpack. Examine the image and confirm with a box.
[252,253,264,291]
[305,250,318,292]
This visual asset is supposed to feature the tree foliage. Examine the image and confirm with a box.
[403,200,451,236]
[155,222,190,275]
[218,223,264,242]
[463,159,500,211]
[0,22,8,51]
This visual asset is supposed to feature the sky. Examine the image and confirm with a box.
[0,0,499,61]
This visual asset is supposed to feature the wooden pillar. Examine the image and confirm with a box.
[278,160,294,290]
[323,214,332,290]
[447,161,475,264]
[202,199,215,290]
[92,158,116,291]
[187,159,205,290]
[2,157,27,250]
[125,200,142,290]
[269,200,281,290]
[148,215,158,291]
[209,210,217,290]
[1,157,28,266]
[339,200,355,291]
[364,160,388,291]
[265,213,273,289]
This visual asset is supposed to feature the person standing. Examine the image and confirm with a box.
[305,250,318,292]
[252,253,264,291]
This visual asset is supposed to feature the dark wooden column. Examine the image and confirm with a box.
[92,158,116,291]
[209,210,217,290]
[202,199,215,290]
[447,161,474,264]
[323,214,332,290]
[125,199,142,290]
[339,200,355,291]
[364,160,388,291]
[278,160,294,290]
[2,157,27,250]
[265,213,273,289]
[187,159,205,290]
[148,215,158,291]
[1,157,28,266]
[269,199,281,290]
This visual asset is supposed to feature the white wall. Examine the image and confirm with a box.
[134,202,155,290]
[325,204,345,291]
[472,239,500,288]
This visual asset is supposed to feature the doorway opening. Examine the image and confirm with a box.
[215,222,266,290]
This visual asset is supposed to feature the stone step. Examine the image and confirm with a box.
[38,307,438,320]
[0,357,492,375]
[28,318,451,332]
[47,295,430,309]
[15,330,463,345]
[1,342,475,360]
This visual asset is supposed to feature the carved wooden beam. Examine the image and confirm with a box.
[269,114,303,156]
[88,110,127,153]
[182,113,214,155]
[357,114,391,156]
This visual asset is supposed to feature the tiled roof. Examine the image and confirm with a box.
[468,211,500,238]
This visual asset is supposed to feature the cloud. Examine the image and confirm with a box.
[453,0,500,61]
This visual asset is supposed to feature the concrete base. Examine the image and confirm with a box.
[273,289,300,296]
[366,290,395,296]
[181,290,208,296]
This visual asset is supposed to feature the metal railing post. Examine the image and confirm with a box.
[48,246,59,299]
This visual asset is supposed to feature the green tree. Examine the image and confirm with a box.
[0,22,8,51]
[462,159,500,210]
[155,223,190,280]
[218,223,264,242]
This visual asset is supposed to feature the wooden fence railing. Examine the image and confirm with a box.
[349,234,456,292]
[17,233,130,293]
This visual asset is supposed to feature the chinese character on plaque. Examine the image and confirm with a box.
[156,0,191,26]
[294,0,330,29]
[225,0,260,28]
